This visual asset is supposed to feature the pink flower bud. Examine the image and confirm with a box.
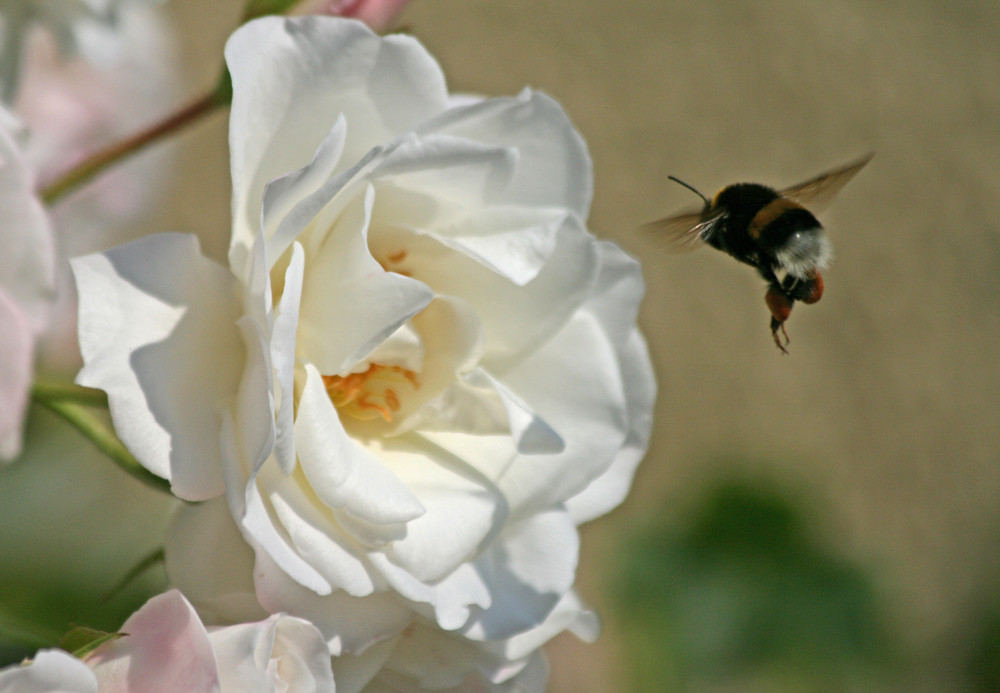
[294,0,412,32]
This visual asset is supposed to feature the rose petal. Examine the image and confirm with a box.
[565,330,655,524]
[296,184,434,374]
[207,614,335,693]
[88,591,220,693]
[386,296,484,432]
[261,115,347,261]
[458,508,579,641]
[222,408,333,596]
[576,240,647,348]
[253,550,413,656]
[72,233,244,500]
[272,242,304,474]
[494,316,628,517]
[296,363,425,525]
[419,206,568,287]
[328,638,397,693]
[371,132,517,217]
[229,314,276,484]
[164,498,269,625]
[365,556,491,632]
[461,369,563,455]
[391,215,599,364]
[562,242,655,523]
[372,621,515,690]
[226,16,448,264]
[489,590,600,662]
[374,437,508,582]
[263,467,385,596]
[0,649,97,693]
[416,88,593,220]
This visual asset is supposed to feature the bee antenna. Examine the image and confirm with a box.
[667,175,710,206]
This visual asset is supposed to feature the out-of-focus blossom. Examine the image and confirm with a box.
[0,110,55,461]
[13,2,178,377]
[0,0,165,102]
[293,0,412,32]
[73,14,655,689]
[0,590,336,693]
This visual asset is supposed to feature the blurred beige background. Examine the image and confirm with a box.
[154,1,1000,690]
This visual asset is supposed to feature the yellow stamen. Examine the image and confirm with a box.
[323,364,419,422]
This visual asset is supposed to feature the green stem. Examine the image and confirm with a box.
[30,381,109,407]
[39,88,226,206]
[101,547,166,604]
[31,392,172,496]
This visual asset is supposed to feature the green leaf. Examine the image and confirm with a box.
[60,627,125,659]
[210,66,233,107]
[612,476,899,691]
[242,0,301,21]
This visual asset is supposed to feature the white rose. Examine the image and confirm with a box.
[13,1,179,377]
[0,111,55,460]
[73,13,655,684]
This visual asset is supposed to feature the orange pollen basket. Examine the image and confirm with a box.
[323,364,420,422]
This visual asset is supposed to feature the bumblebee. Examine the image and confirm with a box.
[645,152,873,353]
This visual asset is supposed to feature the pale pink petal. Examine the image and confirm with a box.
[88,591,220,693]
[296,0,413,32]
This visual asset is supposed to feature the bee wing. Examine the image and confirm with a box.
[642,207,724,252]
[779,151,874,214]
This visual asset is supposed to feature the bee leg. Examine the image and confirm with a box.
[801,270,824,304]
[770,317,790,354]
[765,285,793,354]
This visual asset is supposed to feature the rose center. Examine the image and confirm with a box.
[323,364,420,422]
